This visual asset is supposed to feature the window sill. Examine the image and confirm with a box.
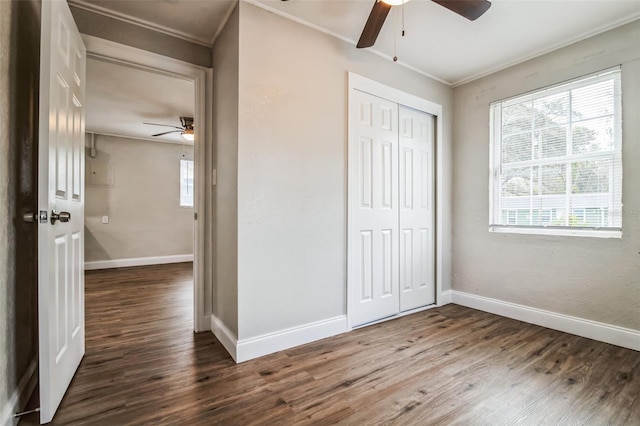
[489,226,622,239]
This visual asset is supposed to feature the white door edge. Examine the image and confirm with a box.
[80,35,211,332]
[347,72,444,331]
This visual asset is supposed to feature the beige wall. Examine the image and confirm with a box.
[69,6,212,68]
[212,5,240,336]
[235,2,453,339]
[452,21,640,330]
[85,135,194,262]
[0,0,40,417]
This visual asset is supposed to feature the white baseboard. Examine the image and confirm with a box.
[451,290,640,351]
[85,254,193,270]
[210,314,238,361]
[439,290,452,306]
[1,358,37,426]
[236,316,348,363]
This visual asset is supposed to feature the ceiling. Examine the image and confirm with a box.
[71,0,640,86]
[81,0,638,142]
[85,57,195,144]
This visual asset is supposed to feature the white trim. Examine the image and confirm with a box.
[85,254,193,270]
[451,290,640,352]
[347,73,444,331]
[82,35,208,73]
[210,315,238,361]
[242,0,450,86]
[236,316,348,363]
[489,226,622,239]
[82,35,210,332]
[69,0,213,47]
[451,14,640,87]
[0,358,37,426]
[438,290,452,306]
[349,73,443,114]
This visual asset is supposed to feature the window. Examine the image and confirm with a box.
[180,159,194,208]
[489,67,622,238]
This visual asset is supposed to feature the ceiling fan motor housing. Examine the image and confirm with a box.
[180,117,194,130]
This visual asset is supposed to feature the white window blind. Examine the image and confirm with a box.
[180,159,194,208]
[489,67,622,237]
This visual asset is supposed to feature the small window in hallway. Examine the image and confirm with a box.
[180,159,194,207]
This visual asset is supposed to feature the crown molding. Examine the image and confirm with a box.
[211,1,239,46]
[87,130,195,146]
[69,0,214,48]
[451,14,640,88]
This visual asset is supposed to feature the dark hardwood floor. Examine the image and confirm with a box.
[21,262,640,425]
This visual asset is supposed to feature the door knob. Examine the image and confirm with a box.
[51,210,71,225]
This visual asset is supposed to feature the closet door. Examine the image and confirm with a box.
[399,106,435,311]
[350,90,400,327]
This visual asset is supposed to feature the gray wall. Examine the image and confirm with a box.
[85,135,194,262]
[69,6,212,68]
[212,5,240,336]
[452,21,640,330]
[235,2,453,339]
[0,0,40,417]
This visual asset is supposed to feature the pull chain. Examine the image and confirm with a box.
[393,7,398,62]
[402,1,405,38]
[393,3,406,63]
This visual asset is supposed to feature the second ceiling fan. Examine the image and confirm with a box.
[357,0,492,48]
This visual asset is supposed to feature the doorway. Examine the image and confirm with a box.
[83,57,196,280]
[82,35,210,332]
[81,40,207,332]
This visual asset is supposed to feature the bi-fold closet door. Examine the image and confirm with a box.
[350,89,435,327]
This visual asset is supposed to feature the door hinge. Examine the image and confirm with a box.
[194,212,198,220]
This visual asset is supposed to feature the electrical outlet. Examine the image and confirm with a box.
[102,215,109,224]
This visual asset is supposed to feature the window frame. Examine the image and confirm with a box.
[488,67,622,239]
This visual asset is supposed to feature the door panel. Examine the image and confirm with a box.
[38,0,86,422]
[350,90,400,327]
[399,106,435,311]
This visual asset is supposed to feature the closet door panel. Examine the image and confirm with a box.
[350,90,400,326]
[399,106,435,311]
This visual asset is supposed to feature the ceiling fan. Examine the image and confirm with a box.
[281,0,491,49]
[358,0,491,48]
[144,116,195,141]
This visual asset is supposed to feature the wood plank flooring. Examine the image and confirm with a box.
[20,262,640,425]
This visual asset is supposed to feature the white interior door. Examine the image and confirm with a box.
[399,106,435,311]
[38,0,86,423]
[349,90,400,327]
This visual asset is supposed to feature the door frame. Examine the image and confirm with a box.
[82,35,212,332]
[347,72,444,330]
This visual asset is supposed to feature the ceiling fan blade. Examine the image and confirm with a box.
[151,130,182,137]
[431,0,491,21]
[143,122,184,130]
[357,0,392,49]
